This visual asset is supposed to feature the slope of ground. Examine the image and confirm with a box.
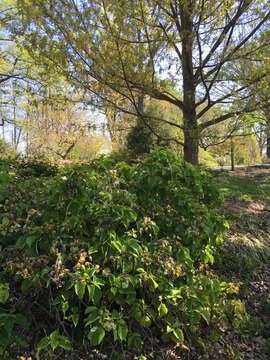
[209,168,270,360]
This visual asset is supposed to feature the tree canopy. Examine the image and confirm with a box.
[1,0,269,163]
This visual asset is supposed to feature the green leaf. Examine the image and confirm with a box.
[173,328,184,343]
[15,236,26,250]
[56,335,72,350]
[127,332,142,351]
[113,326,118,341]
[62,301,69,314]
[75,281,86,301]
[87,284,95,299]
[36,335,50,352]
[118,319,128,341]
[158,303,168,318]
[140,315,151,328]
[48,331,72,351]
[21,279,32,293]
[72,313,79,327]
[192,336,207,353]
[85,306,98,314]
[149,276,158,289]
[121,279,129,289]
[190,311,201,325]
[88,326,105,346]
[49,330,59,351]
[197,308,211,325]
[93,287,102,305]
[26,235,36,248]
[0,283,9,304]
[110,287,117,296]
[87,284,102,304]
[232,319,240,329]
[84,311,100,327]
[111,240,122,253]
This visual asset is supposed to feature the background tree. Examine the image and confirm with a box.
[228,28,270,159]
[0,137,18,158]
[21,90,109,161]
[1,0,79,152]
[6,0,269,165]
[126,101,175,155]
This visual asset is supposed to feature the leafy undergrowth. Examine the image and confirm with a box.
[0,149,250,360]
[211,168,270,360]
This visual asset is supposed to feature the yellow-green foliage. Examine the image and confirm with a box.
[0,139,17,159]
[234,135,261,165]
[204,135,261,166]
[199,148,219,167]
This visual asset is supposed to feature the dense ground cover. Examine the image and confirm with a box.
[0,151,268,359]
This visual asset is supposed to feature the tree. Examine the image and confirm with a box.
[7,0,270,164]
[227,28,270,158]
[0,137,17,158]
[126,101,176,155]
[0,1,58,149]
[21,90,109,160]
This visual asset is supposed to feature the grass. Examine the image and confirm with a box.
[214,169,270,203]
[212,168,270,278]
[210,168,270,359]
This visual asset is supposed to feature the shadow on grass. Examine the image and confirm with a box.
[214,171,270,204]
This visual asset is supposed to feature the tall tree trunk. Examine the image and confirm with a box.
[266,122,270,158]
[183,110,199,165]
[263,112,270,159]
[137,94,145,114]
[267,135,270,158]
[181,4,198,165]
[2,120,5,141]
[259,145,263,159]
[230,136,235,171]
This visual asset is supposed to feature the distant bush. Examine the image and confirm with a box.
[0,139,18,159]
[0,158,58,178]
[0,148,245,359]
[107,147,134,164]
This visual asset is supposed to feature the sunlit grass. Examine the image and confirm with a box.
[214,171,270,203]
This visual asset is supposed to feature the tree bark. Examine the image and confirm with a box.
[61,142,75,160]
[230,136,235,171]
[181,3,198,165]
[183,110,199,165]
[267,136,270,158]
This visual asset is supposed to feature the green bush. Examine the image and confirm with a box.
[107,147,134,164]
[0,139,18,160]
[0,148,244,359]
[126,104,173,156]
[126,121,154,155]
[0,157,58,178]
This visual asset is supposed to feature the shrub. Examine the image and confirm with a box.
[0,148,244,359]
[0,139,18,159]
[107,147,134,164]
